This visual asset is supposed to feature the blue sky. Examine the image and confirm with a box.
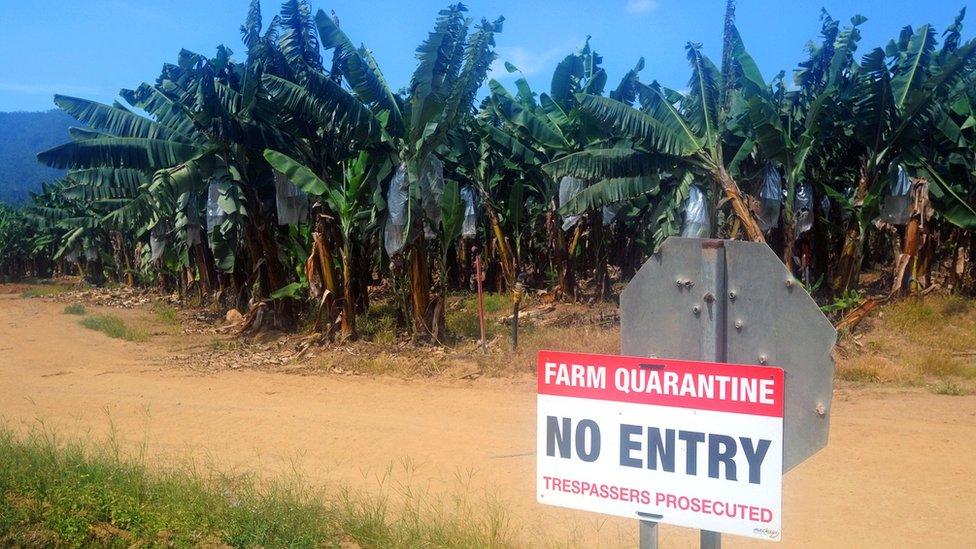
[0,1,970,112]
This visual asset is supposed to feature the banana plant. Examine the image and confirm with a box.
[733,15,862,274]
[562,36,767,245]
[264,149,390,339]
[829,19,976,291]
[487,41,656,298]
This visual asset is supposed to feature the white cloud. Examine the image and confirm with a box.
[625,0,659,14]
[489,46,566,79]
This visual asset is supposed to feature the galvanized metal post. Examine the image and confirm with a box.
[699,240,725,549]
[639,520,659,549]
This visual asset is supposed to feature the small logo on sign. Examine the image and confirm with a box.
[753,526,781,539]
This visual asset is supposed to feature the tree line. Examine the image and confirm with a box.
[2,0,975,341]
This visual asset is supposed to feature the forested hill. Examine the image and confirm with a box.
[0,110,75,204]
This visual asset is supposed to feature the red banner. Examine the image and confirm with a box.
[538,350,784,418]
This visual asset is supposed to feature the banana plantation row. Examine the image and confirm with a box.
[2,0,976,341]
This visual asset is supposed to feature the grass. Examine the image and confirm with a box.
[839,295,976,392]
[357,301,400,344]
[445,293,510,341]
[20,283,73,298]
[835,359,884,383]
[62,304,87,316]
[0,426,515,548]
[929,379,970,396]
[151,303,179,326]
[80,314,148,342]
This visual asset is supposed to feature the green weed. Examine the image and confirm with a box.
[0,426,516,548]
[151,303,179,326]
[79,315,147,342]
[929,379,969,396]
[62,304,87,316]
[20,283,72,298]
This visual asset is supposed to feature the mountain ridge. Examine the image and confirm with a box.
[0,110,75,204]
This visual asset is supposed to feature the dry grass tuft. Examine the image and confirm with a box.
[839,295,976,392]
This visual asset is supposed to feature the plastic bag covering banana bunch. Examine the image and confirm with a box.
[206,178,228,232]
[878,164,912,226]
[64,249,80,263]
[274,171,309,225]
[681,185,711,238]
[83,245,98,262]
[150,221,171,262]
[559,176,585,231]
[182,192,201,247]
[794,182,814,234]
[384,157,446,256]
[420,156,445,239]
[384,163,410,256]
[758,164,782,231]
[461,186,478,237]
[603,202,624,226]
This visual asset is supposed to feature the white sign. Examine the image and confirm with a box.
[537,350,784,541]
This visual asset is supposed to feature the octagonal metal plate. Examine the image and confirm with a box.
[620,237,836,472]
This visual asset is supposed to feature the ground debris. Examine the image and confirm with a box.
[52,285,155,309]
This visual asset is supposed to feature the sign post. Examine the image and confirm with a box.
[537,237,836,547]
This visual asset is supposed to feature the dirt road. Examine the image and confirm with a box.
[1,293,974,547]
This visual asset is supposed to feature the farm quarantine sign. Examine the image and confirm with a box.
[536,350,784,541]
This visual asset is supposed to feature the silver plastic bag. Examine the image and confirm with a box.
[150,222,170,262]
[420,156,445,225]
[206,179,227,232]
[274,171,309,225]
[420,157,445,239]
[559,176,585,231]
[794,182,814,234]
[681,186,710,238]
[84,246,98,262]
[603,203,623,226]
[384,163,410,256]
[758,164,782,231]
[878,164,912,225]
[184,193,202,246]
[460,186,478,237]
[64,249,79,263]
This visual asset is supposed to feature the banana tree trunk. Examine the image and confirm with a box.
[834,167,870,293]
[483,198,516,289]
[312,216,339,295]
[950,230,970,293]
[114,232,135,287]
[340,239,357,340]
[591,209,609,300]
[195,230,218,296]
[458,237,471,291]
[409,238,432,339]
[547,197,576,300]
[239,181,295,326]
[782,223,796,276]
[716,166,766,243]
[891,179,931,296]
